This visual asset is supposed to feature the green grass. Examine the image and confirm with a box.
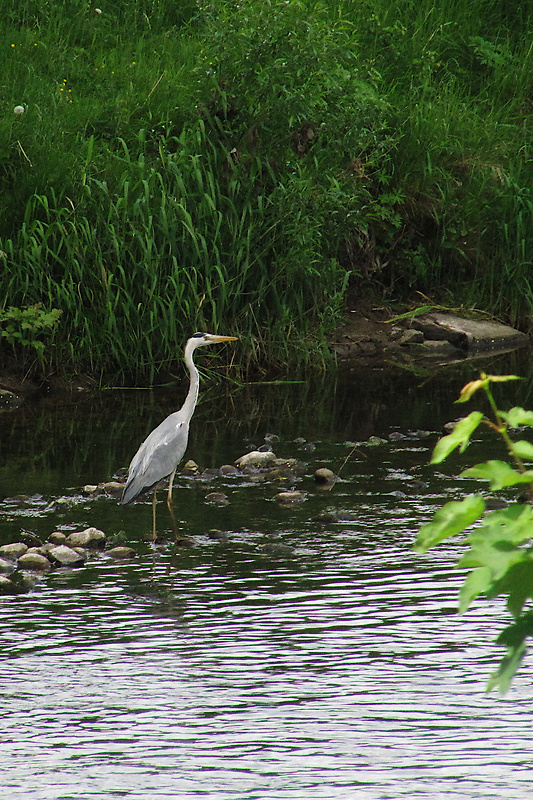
[1,0,532,380]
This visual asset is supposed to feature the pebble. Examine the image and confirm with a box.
[208,529,229,541]
[0,542,28,559]
[0,575,16,594]
[314,468,338,486]
[262,542,294,557]
[205,492,229,506]
[200,468,221,480]
[99,481,124,497]
[275,491,306,505]
[219,464,239,476]
[314,509,359,523]
[48,545,86,567]
[0,558,17,575]
[106,546,137,560]
[48,531,67,545]
[18,552,52,572]
[236,450,278,469]
[67,527,106,548]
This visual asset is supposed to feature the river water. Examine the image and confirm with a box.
[1,353,533,799]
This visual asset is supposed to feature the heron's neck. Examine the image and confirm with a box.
[181,342,200,423]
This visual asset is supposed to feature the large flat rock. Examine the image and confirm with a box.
[412,312,529,351]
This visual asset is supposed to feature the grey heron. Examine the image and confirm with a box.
[120,332,237,539]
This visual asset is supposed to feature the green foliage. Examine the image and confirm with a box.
[0,303,62,359]
[1,0,532,378]
[415,373,533,692]
[430,412,485,462]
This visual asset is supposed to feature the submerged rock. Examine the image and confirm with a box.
[200,468,221,481]
[0,557,17,575]
[106,546,137,560]
[314,509,359,524]
[207,529,229,541]
[0,575,17,594]
[205,492,229,506]
[261,542,294,557]
[219,464,239,476]
[275,491,306,506]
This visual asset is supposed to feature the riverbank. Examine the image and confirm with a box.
[2,0,532,382]
[1,297,529,402]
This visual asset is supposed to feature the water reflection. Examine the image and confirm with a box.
[1,351,533,799]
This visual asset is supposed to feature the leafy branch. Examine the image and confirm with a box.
[414,372,533,693]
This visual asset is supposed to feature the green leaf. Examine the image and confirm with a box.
[459,537,525,577]
[430,412,484,464]
[414,494,485,553]
[487,609,533,692]
[459,566,492,612]
[458,505,533,579]
[500,407,533,428]
[487,640,527,694]
[461,460,533,490]
[493,560,533,618]
[477,503,533,545]
[456,374,520,404]
[512,440,533,461]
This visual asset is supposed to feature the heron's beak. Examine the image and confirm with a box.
[209,335,238,343]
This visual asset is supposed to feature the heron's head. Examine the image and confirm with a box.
[189,332,238,349]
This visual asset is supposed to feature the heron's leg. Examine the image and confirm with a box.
[167,467,177,508]
[152,489,158,542]
[167,467,178,538]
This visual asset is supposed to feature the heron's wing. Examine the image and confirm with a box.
[121,412,189,504]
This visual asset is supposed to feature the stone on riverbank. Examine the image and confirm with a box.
[411,312,529,352]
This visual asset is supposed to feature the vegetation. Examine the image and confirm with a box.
[1,0,532,380]
[415,374,533,693]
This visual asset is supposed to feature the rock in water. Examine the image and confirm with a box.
[235,450,277,469]
[48,545,86,568]
[18,552,52,572]
[67,527,106,548]
[106,547,137,560]
[0,542,28,559]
